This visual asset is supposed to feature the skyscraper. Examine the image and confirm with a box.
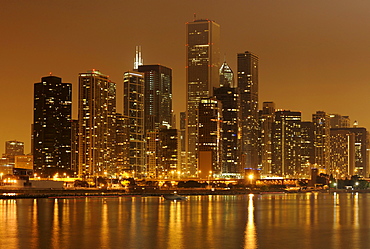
[186,19,220,175]
[258,102,275,176]
[33,75,72,176]
[300,121,315,177]
[330,129,355,177]
[237,51,259,170]
[312,111,331,171]
[78,70,116,177]
[138,64,172,130]
[272,110,302,177]
[123,71,145,177]
[214,65,239,176]
[198,98,222,178]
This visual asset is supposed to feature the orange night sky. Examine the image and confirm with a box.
[1,0,370,153]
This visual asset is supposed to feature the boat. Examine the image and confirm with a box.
[162,192,187,201]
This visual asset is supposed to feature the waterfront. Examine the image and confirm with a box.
[1,193,370,249]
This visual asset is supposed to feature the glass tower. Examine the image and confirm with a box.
[33,76,72,176]
[237,51,259,170]
[78,70,116,177]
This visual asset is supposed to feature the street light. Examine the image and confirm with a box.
[248,174,254,185]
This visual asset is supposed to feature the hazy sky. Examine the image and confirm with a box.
[1,0,370,153]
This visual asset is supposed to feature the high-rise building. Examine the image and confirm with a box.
[123,71,145,177]
[138,65,172,130]
[331,127,368,177]
[4,140,24,167]
[186,19,220,175]
[78,70,116,177]
[258,102,275,176]
[158,128,179,178]
[237,51,259,170]
[214,73,239,176]
[312,111,331,171]
[33,75,72,176]
[300,121,315,177]
[272,110,301,177]
[198,98,222,178]
[330,129,355,178]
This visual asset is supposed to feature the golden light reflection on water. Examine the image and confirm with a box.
[244,194,257,249]
[51,199,60,248]
[2,194,370,249]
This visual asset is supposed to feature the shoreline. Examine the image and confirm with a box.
[0,188,369,199]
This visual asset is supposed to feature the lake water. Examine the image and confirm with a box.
[1,192,369,249]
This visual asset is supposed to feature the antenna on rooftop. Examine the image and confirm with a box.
[134,45,143,70]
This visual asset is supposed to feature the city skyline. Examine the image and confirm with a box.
[2,1,370,154]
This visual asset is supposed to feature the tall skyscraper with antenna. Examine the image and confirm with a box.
[186,18,220,176]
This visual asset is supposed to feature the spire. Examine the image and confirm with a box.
[134,45,143,70]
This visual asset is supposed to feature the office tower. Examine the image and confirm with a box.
[331,127,368,177]
[158,128,179,178]
[301,121,315,177]
[214,72,239,176]
[116,113,130,175]
[237,51,259,170]
[312,111,331,171]
[330,129,355,177]
[78,70,116,177]
[138,65,172,130]
[258,102,275,176]
[33,75,72,176]
[330,114,350,128]
[272,110,301,177]
[5,141,24,156]
[219,61,235,87]
[198,98,222,179]
[123,71,145,177]
[186,19,220,175]
[4,140,24,167]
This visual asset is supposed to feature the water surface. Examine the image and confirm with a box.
[0,193,369,249]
